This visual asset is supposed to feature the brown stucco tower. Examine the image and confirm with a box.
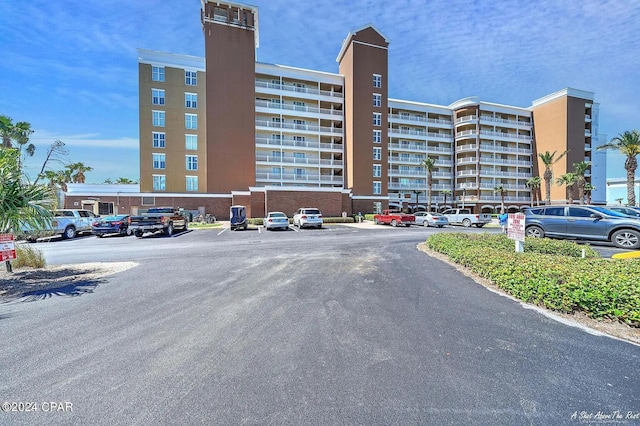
[201,1,258,193]
[337,25,390,212]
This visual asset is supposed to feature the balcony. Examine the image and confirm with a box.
[255,119,344,135]
[255,100,344,117]
[256,172,344,184]
[455,129,478,139]
[389,114,452,126]
[479,157,531,166]
[479,130,531,141]
[255,137,343,151]
[479,116,533,127]
[479,169,531,178]
[256,155,343,167]
[455,115,477,124]
[456,157,477,165]
[456,144,478,152]
[479,144,532,154]
[255,80,344,99]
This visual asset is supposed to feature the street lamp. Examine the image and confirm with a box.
[462,188,466,209]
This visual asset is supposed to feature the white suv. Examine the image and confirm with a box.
[293,208,323,229]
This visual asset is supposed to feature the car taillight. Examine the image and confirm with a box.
[301,215,307,218]
[92,222,99,226]
[113,221,122,225]
[268,219,273,222]
[318,215,322,218]
[475,215,479,219]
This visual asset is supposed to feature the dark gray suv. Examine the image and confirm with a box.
[524,205,640,249]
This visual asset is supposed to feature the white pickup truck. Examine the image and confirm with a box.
[441,208,492,228]
[22,209,98,240]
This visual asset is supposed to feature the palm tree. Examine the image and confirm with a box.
[0,149,55,270]
[538,150,568,205]
[115,177,138,184]
[597,130,640,206]
[526,176,542,207]
[615,197,624,205]
[573,161,591,204]
[493,185,507,212]
[441,189,451,211]
[556,173,578,204]
[583,183,595,205]
[66,162,93,184]
[0,115,35,168]
[422,157,437,212]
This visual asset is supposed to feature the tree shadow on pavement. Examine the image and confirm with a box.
[0,267,106,303]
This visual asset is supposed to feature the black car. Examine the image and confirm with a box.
[524,205,640,249]
[92,214,132,237]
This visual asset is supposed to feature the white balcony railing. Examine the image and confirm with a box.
[255,99,344,117]
[256,172,344,183]
[256,155,343,167]
[255,80,344,99]
[255,120,344,134]
[255,137,343,151]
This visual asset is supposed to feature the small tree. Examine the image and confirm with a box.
[583,183,595,205]
[66,162,93,183]
[539,150,568,204]
[493,185,507,212]
[556,173,578,204]
[0,115,35,168]
[573,161,591,205]
[441,189,451,211]
[422,157,437,212]
[597,130,640,206]
[526,176,542,207]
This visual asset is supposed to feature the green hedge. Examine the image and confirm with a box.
[426,233,639,327]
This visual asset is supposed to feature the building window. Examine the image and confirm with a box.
[293,119,306,129]
[186,176,198,191]
[271,150,281,160]
[185,71,197,86]
[186,155,198,171]
[185,93,197,109]
[152,66,165,82]
[373,113,381,126]
[373,74,381,88]
[373,147,381,160]
[142,196,155,205]
[152,153,166,169]
[152,175,166,191]
[271,167,282,177]
[185,134,197,150]
[295,168,306,177]
[152,132,165,148]
[373,181,381,194]
[373,93,381,107]
[185,114,198,130]
[373,130,381,143]
[373,164,382,177]
[152,111,165,127]
[152,89,165,105]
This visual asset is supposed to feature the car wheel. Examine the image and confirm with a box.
[126,228,133,236]
[526,225,544,238]
[165,223,174,236]
[391,219,398,227]
[135,230,143,238]
[184,221,188,231]
[406,223,411,227]
[611,229,640,249]
[437,225,444,228]
[462,219,471,227]
[422,221,429,227]
[63,226,76,239]
[475,224,484,228]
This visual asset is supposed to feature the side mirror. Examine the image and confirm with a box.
[590,213,603,219]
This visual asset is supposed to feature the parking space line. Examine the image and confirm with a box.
[217,228,227,236]
[290,226,298,232]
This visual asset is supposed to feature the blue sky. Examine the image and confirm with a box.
[1,0,639,184]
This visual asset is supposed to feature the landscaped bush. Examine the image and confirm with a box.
[426,233,639,326]
[12,244,47,269]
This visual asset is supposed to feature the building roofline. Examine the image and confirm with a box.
[336,23,391,63]
[201,0,259,48]
[137,48,205,71]
[531,87,595,107]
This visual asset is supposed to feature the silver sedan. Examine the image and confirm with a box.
[263,212,290,231]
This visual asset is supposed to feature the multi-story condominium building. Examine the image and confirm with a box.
[130,0,605,219]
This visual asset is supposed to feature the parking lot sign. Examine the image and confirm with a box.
[1,234,17,261]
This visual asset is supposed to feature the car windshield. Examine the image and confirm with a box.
[270,213,286,218]
[304,209,320,215]
[590,206,632,218]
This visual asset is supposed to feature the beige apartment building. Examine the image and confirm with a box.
[129,0,606,219]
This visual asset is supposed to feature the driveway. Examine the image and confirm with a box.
[1,226,638,425]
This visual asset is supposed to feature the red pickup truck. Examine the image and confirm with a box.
[373,210,416,227]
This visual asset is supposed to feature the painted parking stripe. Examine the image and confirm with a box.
[217,228,227,236]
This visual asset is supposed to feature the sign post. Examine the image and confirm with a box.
[507,213,525,253]
[1,233,17,272]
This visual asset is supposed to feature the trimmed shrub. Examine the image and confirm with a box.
[426,233,639,326]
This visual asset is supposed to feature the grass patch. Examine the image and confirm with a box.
[12,244,47,269]
[188,222,222,229]
[426,233,639,327]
